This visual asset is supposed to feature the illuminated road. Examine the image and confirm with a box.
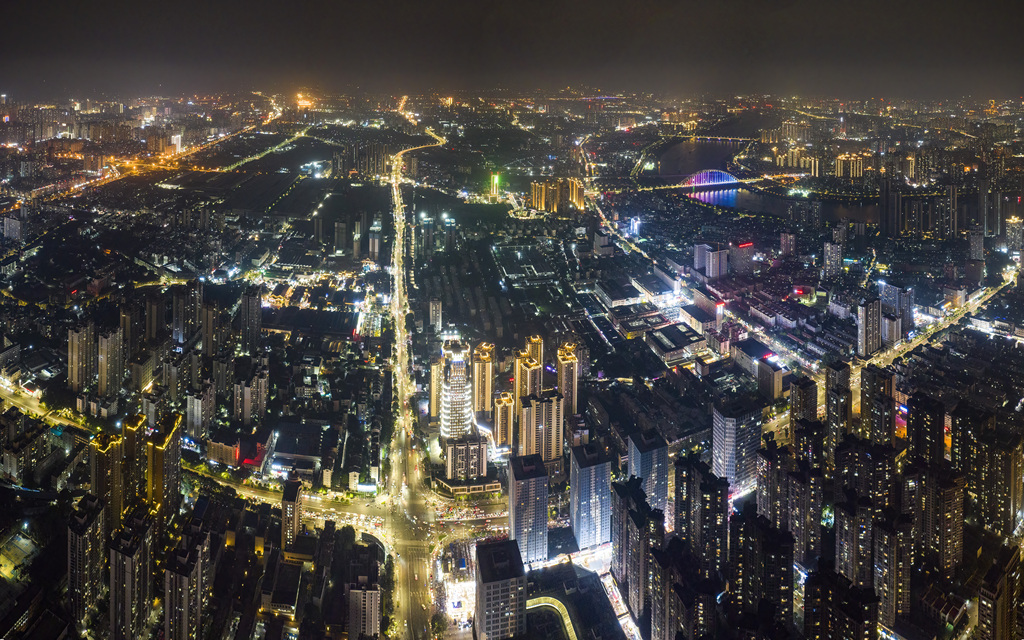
[388,127,445,640]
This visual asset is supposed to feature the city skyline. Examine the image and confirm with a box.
[5,0,1024,99]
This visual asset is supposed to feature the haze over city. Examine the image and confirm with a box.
[3,2,1024,640]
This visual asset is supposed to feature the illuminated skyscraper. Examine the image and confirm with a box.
[282,479,303,550]
[824,361,852,477]
[68,321,96,393]
[68,494,105,624]
[873,514,913,628]
[508,455,548,564]
[519,390,564,476]
[493,393,514,448]
[429,357,443,419]
[856,297,881,358]
[472,342,494,417]
[240,284,262,353]
[110,505,153,640]
[569,444,611,550]
[556,343,580,416]
[513,350,542,409]
[97,327,124,398]
[147,414,182,540]
[789,375,818,428]
[907,392,945,466]
[164,540,203,640]
[860,365,894,445]
[171,281,201,345]
[474,540,526,640]
[823,241,842,280]
[1006,216,1023,254]
[428,298,442,333]
[628,429,669,515]
[526,335,543,366]
[977,545,1020,640]
[90,433,124,543]
[440,340,473,440]
[712,396,764,494]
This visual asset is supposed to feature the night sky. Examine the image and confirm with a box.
[6,0,1024,99]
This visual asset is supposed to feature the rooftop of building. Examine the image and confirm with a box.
[476,539,525,584]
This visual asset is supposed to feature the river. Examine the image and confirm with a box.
[659,139,878,224]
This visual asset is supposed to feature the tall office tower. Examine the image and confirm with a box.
[790,375,818,425]
[439,340,473,440]
[1007,216,1023,254]
[120,302,142,360]
[693,243,712,271]
[90,433,124,543]
[471,342,494,417]
[856,297,881,358]
[281,479,303,550]
[444,432,487,481]
[907,392,945,465]
[513,350,542,407]
[110,505,154,640]
[788,461,824,567]
[873,514,913,628]
[240,284,263,353]
[973,430,1023,538]
[977,545,1021,640]
[970,230,985,260]
[860,365,894,445]
[164,540,203,640]
[518,390,564,475]
[823,241,842,279]
[569,444,611,550]
[556,343,580,416]
[171,281,201,344]
[706,248,729,279]
[729,504,794,628]
[780,232,796,255]
[474,540,527,640]
[835,493,874,588]
[68,494,105,624]
[927,467,964,576]
[711,395,764,494]
[493,393,514,448]
[145,294,164,342]
[348,584,381,639]
[627,429,669,514]
[508,455,548,565]
[526,334,544,365]
[429,357,443,419]
[611,476,666,619]
[333,220,348,254]
[185,382,214,442]
[824,360,852,477]
[200,301,221,353]
[428,298,442,333]
[803,562,879,640]
[147,413,182,540]
[674,456,730,579]
[97,327,124,398]
[68,322,96,393]
[729,241,755,276]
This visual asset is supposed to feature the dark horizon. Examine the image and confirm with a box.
[6,0,1024,102]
